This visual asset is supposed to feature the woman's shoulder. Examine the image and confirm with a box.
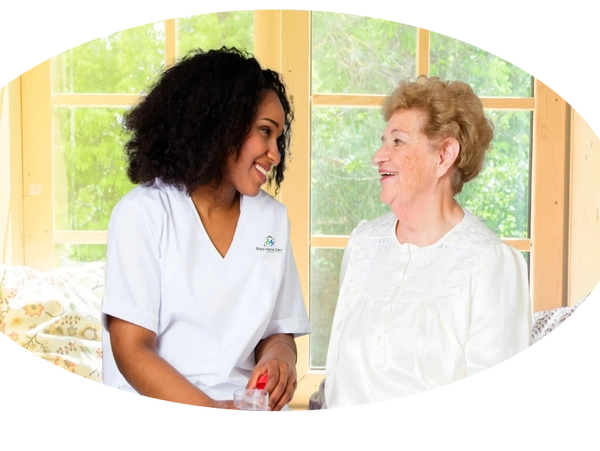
[449,209,504,249]
[111,178,185,220]
[352,212,396,237]
[449,209,525,266]
[247,189,288,215]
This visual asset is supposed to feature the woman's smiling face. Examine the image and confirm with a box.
[372,108,441,210]
[223,90,285,197]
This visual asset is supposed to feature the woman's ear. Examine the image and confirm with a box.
[437,137,460,177]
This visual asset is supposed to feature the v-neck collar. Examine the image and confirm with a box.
[188,193,245,261]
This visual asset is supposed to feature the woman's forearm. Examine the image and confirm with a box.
[115,342,216,406]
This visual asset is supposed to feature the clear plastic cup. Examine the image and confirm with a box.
[233,388,269,411]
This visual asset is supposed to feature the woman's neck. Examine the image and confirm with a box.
[190,182,239,219]
[391,192,464,247]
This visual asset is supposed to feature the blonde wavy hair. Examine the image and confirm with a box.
[382,75,494,195]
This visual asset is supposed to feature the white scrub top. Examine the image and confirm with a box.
[101,178,310,401]
[325,209,531,408]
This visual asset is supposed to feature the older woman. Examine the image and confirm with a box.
[322,76,532,408]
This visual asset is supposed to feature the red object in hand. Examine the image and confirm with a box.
[256,374,268,390]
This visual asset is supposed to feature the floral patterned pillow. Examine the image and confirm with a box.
[0,263,105,382]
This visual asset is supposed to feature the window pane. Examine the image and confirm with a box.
[52,22,165,94]
[310,248,344,369]
[311,107,389,235]
[55,244,107,267]
[457,110,531,238]
[53,107,135,232]
[176,12,254,57]
[312,12,417,94]
[429,32,533,97]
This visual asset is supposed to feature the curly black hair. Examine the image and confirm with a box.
[122,46,294,195]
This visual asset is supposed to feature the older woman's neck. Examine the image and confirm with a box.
[392,194,464,247]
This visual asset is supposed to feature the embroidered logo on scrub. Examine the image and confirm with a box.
[257,236,283,254]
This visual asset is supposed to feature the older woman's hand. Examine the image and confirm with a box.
[248,334,298,411]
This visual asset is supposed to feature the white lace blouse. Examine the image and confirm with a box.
[324,209,532,408]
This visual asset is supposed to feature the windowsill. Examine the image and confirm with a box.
[289,401,309,411]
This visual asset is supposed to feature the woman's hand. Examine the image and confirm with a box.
[211,399,239,410]
[248,334,298,411]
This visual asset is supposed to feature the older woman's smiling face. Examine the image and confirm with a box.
[372,108,441,210]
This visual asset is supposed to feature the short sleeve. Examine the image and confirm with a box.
[262,218,311,339]
[101,198,161,334]
[465,243,532,376]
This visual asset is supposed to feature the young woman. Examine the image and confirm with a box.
[101,47,310,411]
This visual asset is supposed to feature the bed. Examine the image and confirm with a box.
[0,262,587,408]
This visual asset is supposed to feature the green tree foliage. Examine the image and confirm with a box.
[51,11,533,367]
